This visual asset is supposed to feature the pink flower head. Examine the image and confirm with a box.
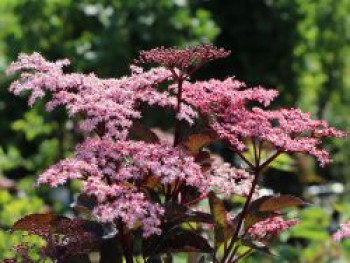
[6,52,70,76]
[137,44,230,73]
[36,137,210,236]
[180,78,278,112]
[39,137,209,192]
[83,177,164,237]
[248,216,299,239]
[180,78,345,165]
[7,53,197,139]
[333,222,350,241]
[208,156,255,198]
[214,107,345,165]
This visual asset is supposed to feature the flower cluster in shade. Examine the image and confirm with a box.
[178,78,346,166]
[248,216,299,239]
[333,222,350,241]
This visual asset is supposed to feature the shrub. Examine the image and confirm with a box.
[5,45,345,262]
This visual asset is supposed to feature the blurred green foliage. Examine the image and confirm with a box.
[0,186,47,261]
[0,231,49,262]
[0,0,350,261]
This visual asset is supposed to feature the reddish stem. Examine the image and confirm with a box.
[221,167,261,263]
[221,149,282,263]
[118,221,133,263]
[173,78,184,146]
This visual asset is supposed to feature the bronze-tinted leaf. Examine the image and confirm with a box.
[182,133,216,155]
[152,228,213,255]
[259,195,305,212]
[141,175,162,189]
[129,121,160,143]
[13,213,104,260]
[208,192,230,248]
[249,196,274,211]
[164,202,212,225]
[181,185,202,204]
[13,213,64,237]
[243,195,303,231]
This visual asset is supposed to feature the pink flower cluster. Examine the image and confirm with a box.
[6,53,197,139]
[37,138,209,236]
[208,156,254,198]
[248,216,299,238]
[84,178,164,237]
[333,222,350,241]
[180,78,345,165]
[137,44,230,72]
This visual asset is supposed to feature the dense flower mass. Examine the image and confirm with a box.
[248,216,299,238]
[333,222,350,241]
[208,156,254,198]
[180,78,345,165]
[39,138,208,191]
[137,44,230,73]
[83,178,164,237]
[37,138,211,236]
[6,53,197,139]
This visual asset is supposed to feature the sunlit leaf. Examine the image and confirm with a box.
[181,133,216,155]
[259,195,306,212]
[243,195,304,231]
[208,192,230,248]
[141,175,162,190]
